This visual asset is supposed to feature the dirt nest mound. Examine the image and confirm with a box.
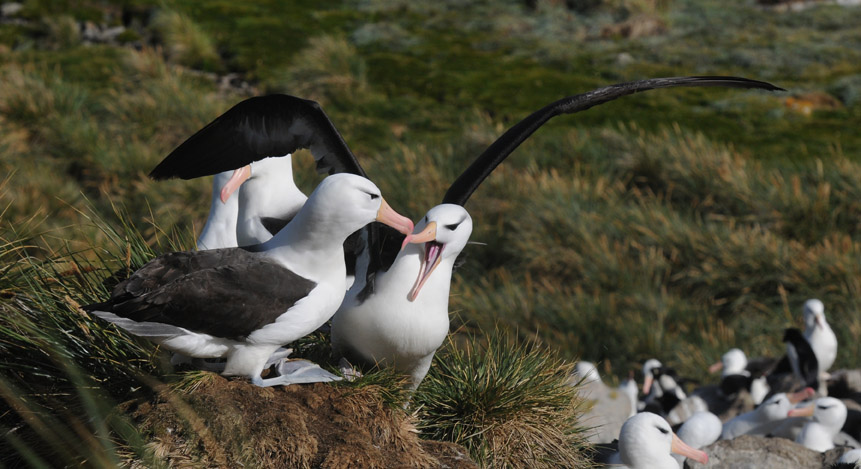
[122,375,476,468]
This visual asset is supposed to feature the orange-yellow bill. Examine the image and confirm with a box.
[220,165,251,203]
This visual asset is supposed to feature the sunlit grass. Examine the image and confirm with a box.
[414,331,594,468]
[1,0,860,464]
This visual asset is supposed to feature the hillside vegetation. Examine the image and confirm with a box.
[1,0,860,465]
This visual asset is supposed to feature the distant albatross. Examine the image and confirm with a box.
[84,174,414,387]
[146,76,784,388]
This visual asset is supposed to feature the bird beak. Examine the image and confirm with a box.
[708,361,724,374]
[671,433,708,464]
[220,165,251,203]
[787,403,815,418]
[409,221,438,244]
[406,222,441,302]
[642,374,654,395]
[788,387,816,404]
[815,315,824,329]
[376,198,415,246]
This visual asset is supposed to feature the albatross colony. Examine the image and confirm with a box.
[143,75,782,389]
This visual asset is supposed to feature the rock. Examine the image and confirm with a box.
[0,2,22,17]
[79,21,127,44]
[615,52,634,66]
[687,434,856,469]
[101,25,126,42]
[600,14,667,39]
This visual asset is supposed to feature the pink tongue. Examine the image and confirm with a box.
[424,243,441,275]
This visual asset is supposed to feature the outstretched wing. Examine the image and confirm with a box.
[443,76,784,206]
[149,94,366,180]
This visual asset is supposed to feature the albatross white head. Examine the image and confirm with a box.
[618,412,708,469]
[789,396,848,452]
[708,348,749,377]
[405,204,473,302]
[219,155,310,246]
[802,298,838,373]
[289,173,414,244]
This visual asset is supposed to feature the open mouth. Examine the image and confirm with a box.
[408,241,444,302]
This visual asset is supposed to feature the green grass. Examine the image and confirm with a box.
[1,0,860,464]
[414,331,593,468]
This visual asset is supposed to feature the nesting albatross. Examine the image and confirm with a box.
[84,174,414,387]
[333,76,784,389]
[145,76,783,389]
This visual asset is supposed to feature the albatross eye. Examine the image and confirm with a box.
[445,222,460,231]
[368,193,380,200]
[656,425,669,435]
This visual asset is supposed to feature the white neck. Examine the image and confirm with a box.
[197,172,239,250]
[258,198,351,282]
[380,243,454,307]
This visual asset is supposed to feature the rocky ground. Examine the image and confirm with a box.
[688,435,847,469]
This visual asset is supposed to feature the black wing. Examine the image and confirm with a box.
[85,248,317,340]
[442,76,784,206]
[720,374,753,397]
[149,94,366,180]
[783,327,819,389]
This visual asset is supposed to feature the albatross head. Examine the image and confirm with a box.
[803,298,827,331]
[218,155,297,203]
[619,412,708,468]
[302,173,414,239]
[788,396,847,431]
[405,204,473,302]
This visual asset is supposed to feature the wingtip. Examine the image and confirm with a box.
[702,75,786,92]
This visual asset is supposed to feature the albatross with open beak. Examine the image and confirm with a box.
[332,204,472,389]
[146,76,783,390]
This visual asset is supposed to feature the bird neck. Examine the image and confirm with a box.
[379,244,454,306]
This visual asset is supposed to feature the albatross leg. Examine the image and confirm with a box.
[262,347,294,369]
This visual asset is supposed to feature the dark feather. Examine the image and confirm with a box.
[84,248,317,341]
[442,76,783,206]
[260,217,290,236]
[745,355,780,378]
[149,95,366,180]
[720,374,753,397]
[783,327,819,390]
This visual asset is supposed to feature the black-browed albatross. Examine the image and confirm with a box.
[84,173,414,387]
[333,75,785,389]
[218,154,308,246]
[196,170,240,250]
[146,76,784,389]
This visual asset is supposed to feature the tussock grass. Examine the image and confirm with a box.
[452,125,861,384]
[0,199,182,466]
[267,35,368,102]
[414,331,593,468]
[1,0,860,463]
[150,9,221,72]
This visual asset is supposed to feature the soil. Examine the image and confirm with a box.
[121,375,476,468]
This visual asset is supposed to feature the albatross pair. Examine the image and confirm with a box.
[88,76,783,388]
